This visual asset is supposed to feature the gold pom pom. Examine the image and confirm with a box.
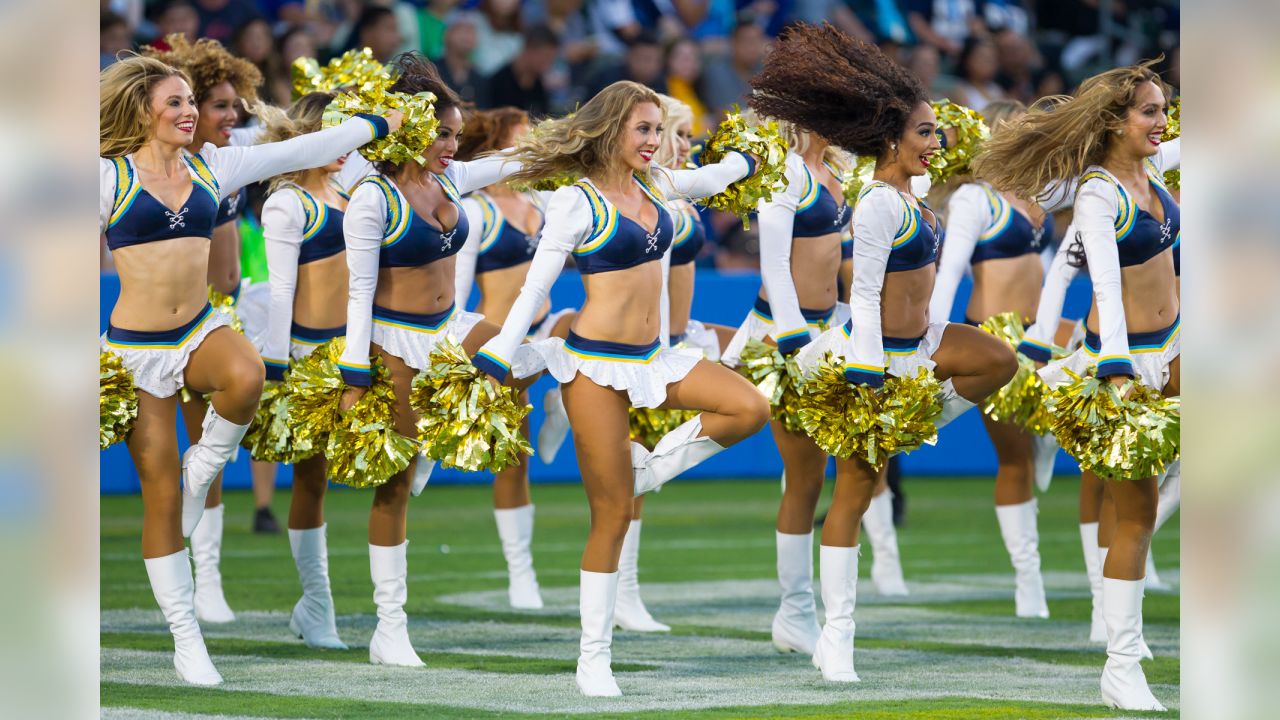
[977,312,1058,434]
[292,48,395,99]
[241,380,312,463]
[409,339,533,473]
[629,406,697,449]
[285,339,347,461]
[795,359,943,470]
[1161,96,1180,190]
[839,155,877,209]
[208,285,243,333]
[510,170,579,193]
[929,100,991,185]
[1043,367,1180,481]
[324,371,420,489]
[322,83,440,165]
[100,351,138,450]
[697,107,789,228]
[735,339,805,432]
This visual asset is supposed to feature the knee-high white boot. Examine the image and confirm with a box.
[182,407,250,537]
[368,542,424,667]
[1147,461,1181,592]
[614,520,668,631]
[1100,546,1153,660]
[1080,522,1107,643]
[1100,578,1166,711]
[935,380,977,430]
[772,531,820,654]
[1031,432,1060,492]
[576,570,622,697]
[494,505,543,610]
[538,387,571,464]
[633,415,725,496]
[863,491,908,596]
[289,525,346,649]
[995,499,1049,618]
[190,503,236,623]
[145,549,223,685]
[812,545,861,682]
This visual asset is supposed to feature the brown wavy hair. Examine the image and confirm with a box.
[503,81,663,186]
[100,54,193,157]
[749,23,927,158]
[457,107,529,162]
[255,92,335,192]
[971,61,1170,200]
[141,34,262,106]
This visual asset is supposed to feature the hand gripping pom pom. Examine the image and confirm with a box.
[629,406,698,450]
[796,359,943,470]
[409,339,533,474]
[285,339,347,462]
[292,48,395,100]
[977,312,1061,435]
[1043,367,1180,481]
[321,72,440,165]
[241,380,313,463]
[100,351,139,450]
[208,285,243,334]
[1161,96,1180,190]
[735,339,806,433]
[928,100,990,185]
[697,107,789,228]
[324,369,420,489]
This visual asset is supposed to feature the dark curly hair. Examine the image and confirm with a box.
[141,34,262,105]
[749,23,927,158]
[376,53,464,173]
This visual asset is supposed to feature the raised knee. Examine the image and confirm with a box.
[992,344,1018,386]
[739,391,771,433]
[227,355,266,400]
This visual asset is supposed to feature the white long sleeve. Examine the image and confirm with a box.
[756,153,812,353]
[928,183,991,324]
[335,154,375,192]
[1072,176,1134,378]
[259,189,306,380]
[336,178,388,385]
[1154,137,1180,173]
[473,186,589,379]
[445,152,522,195]
[650,152,752,201]
[844,185,904,387]
[659,242,672,347]
[1018,225,1080,361]
[454,196,485,308]
[99,158,116,234]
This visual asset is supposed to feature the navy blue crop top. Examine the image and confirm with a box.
[104,155,221,250]
[792,163,851,238]
[291,182,350,265]
[858,183,942,273]
[472,192,541,273]
[215,190,243,227]
[970,186,1053,263]
[1079,170,1181,268]
[360,173,470,269]
[572,176,674,275]
[670,203,706,266]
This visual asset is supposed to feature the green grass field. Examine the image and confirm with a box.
[101,475,1179,718]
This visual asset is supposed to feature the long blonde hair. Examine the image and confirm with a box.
[655,94,694,169]
[256,92,333,192]
[504,81,663,186]
[972,61,1169,199]
[100,55,192,158]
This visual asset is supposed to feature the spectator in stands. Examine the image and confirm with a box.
[471,0,525,76]
[791,0,875,44]
[482,24,560,118]
[194,0,262,45]
[232,18,281,104]
[587,28,666,98]
[348,5,402,63]
[534,0,597,70]
[992,26,1041,105]
[101,12,132,69]
[417,0,461,59]
[663,36,713,135]
[950,36,1005,109]
[906,42,951,100]
[702,18,766,115]
[585,0,643,58]
[905,0,985,59]
[278,25,317,68]
[149,0,200,51]
[843,0,911,45]
[438,14,483,104]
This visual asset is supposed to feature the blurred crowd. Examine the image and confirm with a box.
[100,0,1179,268]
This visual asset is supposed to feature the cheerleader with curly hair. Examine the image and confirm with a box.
[100,55,399,684]
[471,80,770,696]
[974,62,1179,711]
[752,24,1017,682]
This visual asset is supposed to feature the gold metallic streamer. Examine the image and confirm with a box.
[629,406,697,449]
[734,339,805,432]
[929,100,991,185]
[510,170,578,193]
[100,351,138,450]
[1042,367,1180,481]
[292,48,395,99]
[285,339,346,461]
[241,380,312,463]
[697,107,789,228]
[795,359,943,470]
[977,312,1060,434]
[208,285,243,333]
[409,339,533,473]
[839,155,877,209]
[1161,96,1180,190]
[321,75,440,165]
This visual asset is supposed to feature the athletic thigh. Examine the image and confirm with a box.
[660,359,763,414]
[374,344,420,437]
[981,413,1033,463]
[1163,355,1179,397]
[929,323,1014,382]
[183,326,265,395]
[562,375,634,508]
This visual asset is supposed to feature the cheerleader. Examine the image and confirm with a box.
[337,54,526,667]
[752,24,1017,682]
[139,34,276,626]
[470,81,770,696]
[100,55,398,684]
[452,107,569,611]
[255,92,377,649]
[975,62,1178,711]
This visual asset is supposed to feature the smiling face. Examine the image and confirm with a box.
[425,105,464,174]
[1118,80,1168,159]
[150,75,198,147]
[622,101,663,173]
[194,81,238,147]
[891,101,940,177]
